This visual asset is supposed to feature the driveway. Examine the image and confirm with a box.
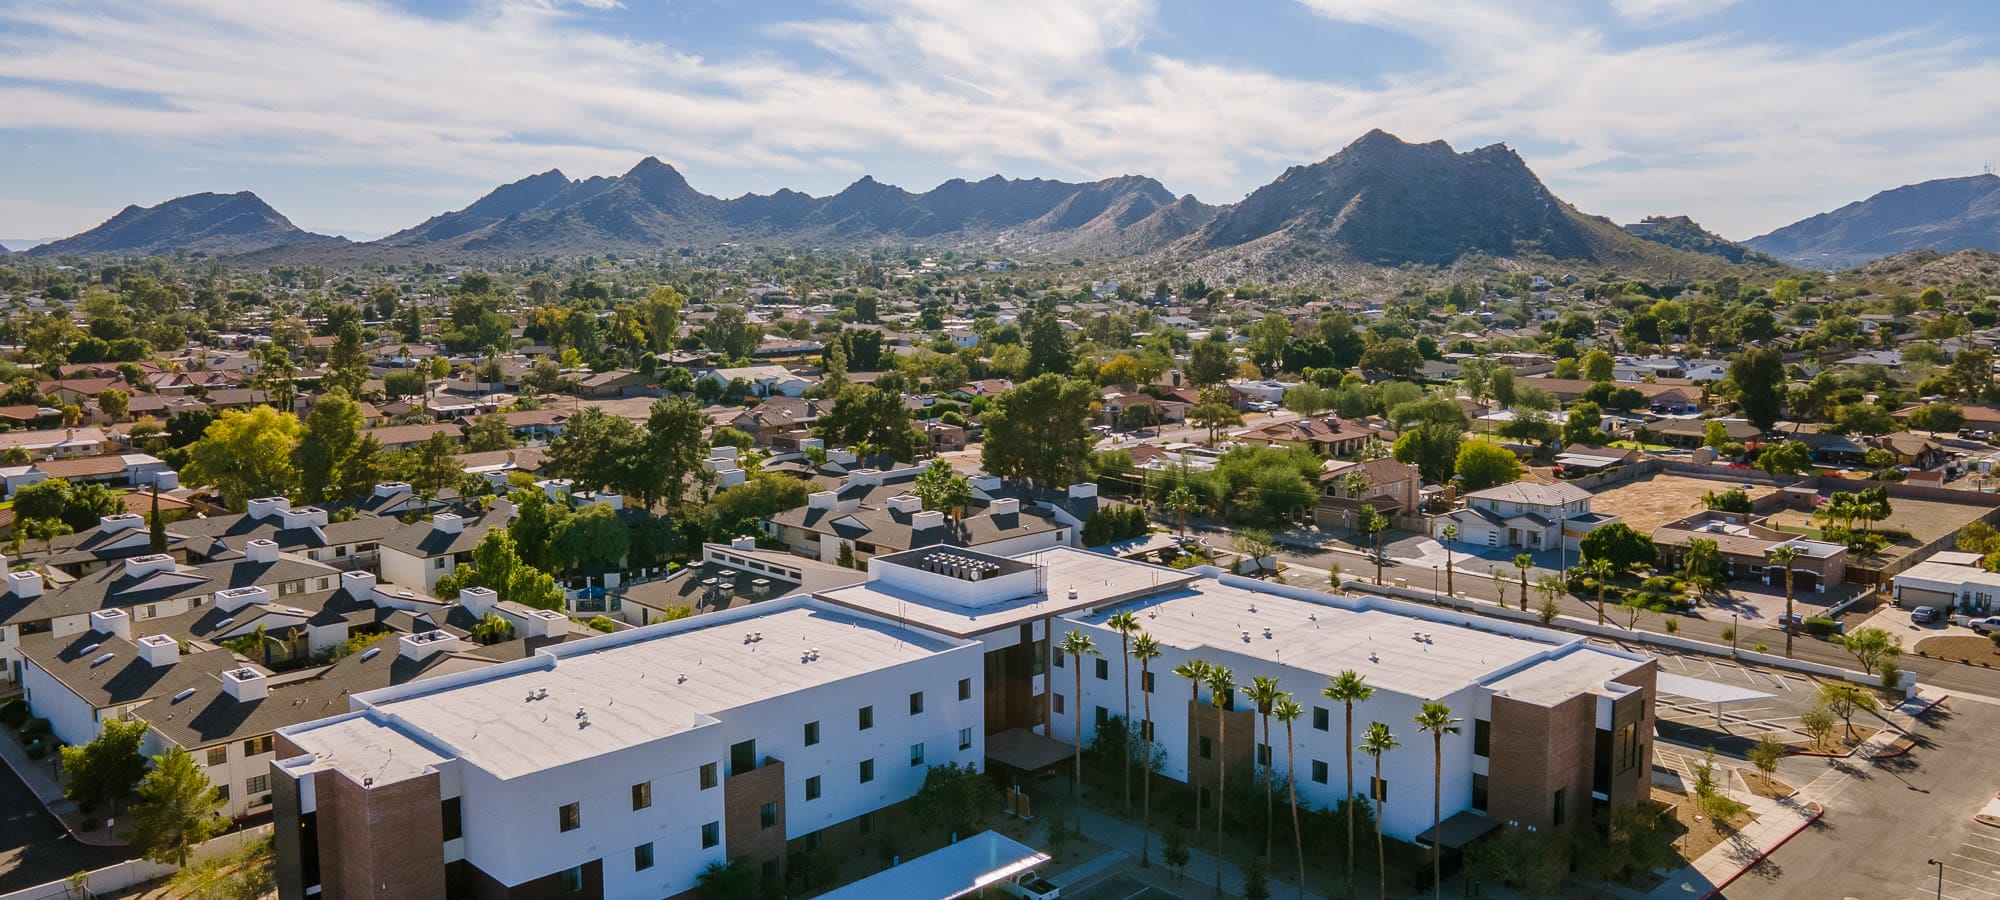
[0,760,130,892]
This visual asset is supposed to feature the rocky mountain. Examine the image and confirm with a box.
[1623,215,1776,265]
[384,158,1205,255]
[1746,174,2000,269]
[28,191,340,257]
[1173,130,1746,276]
[1844,248,2000,292]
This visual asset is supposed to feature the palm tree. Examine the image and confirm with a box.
[470,612,514,645]
[1513,553,1533,611]
[1164,484,1199,538]
[1588,557,1614,626]
[1322,670,1373,882]
[1206,664,1237,896]
[1359,506,1388,584]
[1059,629,1099,823]
[1415,701,1463,900]
[1440,524,1458,595]
[1173,658,1212,838]
[1107,611,1142,814]
[1244,675,1285,858]
[1360,722,1400,900]
[1770,545,1800,657]
[1132,633,1163,866]
[1273,697,1306,900]
[1342,470,1372,500]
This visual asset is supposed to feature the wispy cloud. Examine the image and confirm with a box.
[0,0,1994,238]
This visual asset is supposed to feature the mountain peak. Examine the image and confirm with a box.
[1747,172,2000,268]
[29,190,331,257]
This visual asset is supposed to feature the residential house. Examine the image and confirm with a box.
[1432,481,1618,553]
[1652,511,1847,592]
[1234,416,1381,457]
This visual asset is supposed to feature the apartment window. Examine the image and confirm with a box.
[634,842,655,871]
[1471,774,1489,813]
[214,784,229,802]
[1199,736,1212,760]
[1311,760,1328,784]
[699,762,718,790]
[1615,722,1639,773]
[759,801,778,828]
[859,705,875,730]
[434,557,448,570]
[1370,777,1389,802]
[1141,720,1154,741]
[1553,788,1567,827]
[804,720,821,746]
[1473,719,1491,758]
[1094,658,1109,680]
[1256,743,1271,767]
[959,727,974,751]
[1142,671,1155,693]
[701,821,720,849]
[730,739,757,776]
[860,758,875,784]
[805,775,822,801]
[858,811,875,835]
[959,678,972,701]
[909,742,926,767]
[443,798,462,841]
[1053,652,1064,669]
[558,802,581,832]
[1052,694,1065,715]
[1312,706,1330,731]
[245,774,270,796]
[910,691,925,715]
[560,866,583,894]
[242,735,273,756]
[206,746,227,766]
[632,782,652,811]
[1095,706,1109,728]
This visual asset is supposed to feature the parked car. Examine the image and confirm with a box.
[1002,872,1061,899]
[1911,606,1939,625]
[1970,616,2000,635]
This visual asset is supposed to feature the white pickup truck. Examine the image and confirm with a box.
[1000,872,1061,899]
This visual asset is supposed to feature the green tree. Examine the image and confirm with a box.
[1273,695,1306,894]
[97,388,130,419]
[639,396,712,510]
[322,320,369,397]
[1768,545,1800,658]
[398,432,465,505]
[640,285,685,354]
[821,382,920,461]
[1323,670,1373,881]
[1799,708,1837,751]
[59,718,149,811]
[1729,347,1786,429]
[1440,523,1459,595]
[1189,400,1242,445]
[1748,734,1787,773]
[435,529,563,609]
[1360,722,1400,900]
[1907,402,1965,435]
[1206,664,1237,895]
[1455,439,1522,491]
[1561,401,1608,446]
[1186,337,1233,388]
[1023,296,1072,376]
[296,389,364,503]
[1758,441,1813,477]
[184,406,303,510]
[1392,421,1462,484]
[912,459,973,521]
[1681,537,1724,590]
[1514,552,1534,612]
[909,761,999,838]
[1415,701,1462,900]
[129,747,225,867]
[11,479,71,528]
[470,612,515,645]
[1162,828,1191,886]
[465,412,517,452]
[1243,675,1284,857]
[1359,339,1421,379]
[546,407,644,496]
[1579,522,1656,574]
[1173,659,1211,841]
[1130,632,1165,865]
[550,502,631,575]
[1249,314,1291,374]
[1358,505,1388,585]
[149,485,167,552]
[1816,682,1878,740]
[1105,611,1142,815]
[981,375,1096,487]
[1837,626,1903,677]
[1583,349,1615,382]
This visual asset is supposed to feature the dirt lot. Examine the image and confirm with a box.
[1915,634,2000,666]
[1589,473,1778,534]
[1762,492,1993,564]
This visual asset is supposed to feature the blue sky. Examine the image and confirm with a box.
[2,0,1998,245]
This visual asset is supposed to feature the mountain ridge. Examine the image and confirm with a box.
[1746,174,2000,269]
[28,191,340,257]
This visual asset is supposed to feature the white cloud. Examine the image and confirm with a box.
[1609,0,1740,24]
[0,0,1994,239]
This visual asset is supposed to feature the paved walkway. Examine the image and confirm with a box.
[1067,806,1333,900]
[0,727,125,847]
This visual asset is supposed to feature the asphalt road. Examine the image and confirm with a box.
[1723,697,2000,900]
[0,761,130,892]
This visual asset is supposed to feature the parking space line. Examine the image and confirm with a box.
[1957,848,2000,867]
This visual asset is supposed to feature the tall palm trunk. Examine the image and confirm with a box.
[1783,568,1796,658]
[1430,732,1443,900]
[1285,718,1304,900]
[1073,658,1085,825]
[1344,702,1357,879]
[1444,539,1454,594]
[1374,754,1388,900]
[1141,660,1154,865]
[1189,681,1203,841]
[1215,700,1227,897]
[1261,708,1274,859]
[1120,635,1133,814]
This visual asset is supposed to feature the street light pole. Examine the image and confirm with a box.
[1930,858,1945,900]
[1432,564,1440,599]
[1731,613,1739,658]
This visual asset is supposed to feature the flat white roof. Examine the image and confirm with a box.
[1896,560,2000,590]
[1487,647,1644,706]
[817,546,1196,637]
[350,599,963,779]
[1071,578,1628,701]
[815,831,1047,900]
[281,713,450,786]
[1655,671,1771,705]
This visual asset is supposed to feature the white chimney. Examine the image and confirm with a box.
[246,497,291,521]
[808,491,838,510]
[537,479,572,502]
[214,585,270,612]
[432,513,463,535]
[847,468,883,488]
[124,553,178,578]
[339,570,377,599]
[968,474,1001,492]
[89,608,133,641]
[521,608,568,639]
[243,540,279,564]
[99,513,145,534]
[989,498,1021,516]
[149,471,179,491]
[458,586,498,616]
[279,506,329,529]
[374,481,411,498]
[799,437,824,452]
[912,510,947,532]
[886,495,923,514]
[399,629,463,661]
[827,449,858,465]
[221,667,267,702]
[730,535,757,551]
[709,445,740,462]
[6,568,42,599]
[136,634,178,668]
[1068,483,1098,501]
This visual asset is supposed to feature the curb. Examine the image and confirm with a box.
[1700,800,1824,900]
[0,734,129,849]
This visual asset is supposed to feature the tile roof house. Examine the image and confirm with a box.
[1234,416,1382,456]
[1431,481,1619,553]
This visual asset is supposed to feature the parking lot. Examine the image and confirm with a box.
[1589,638,1838,754]
[1062,872,1177,900]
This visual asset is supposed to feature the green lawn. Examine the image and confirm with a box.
[1608,440,1672,451]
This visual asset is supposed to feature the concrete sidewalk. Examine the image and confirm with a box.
[1639,791,1823,899]
[0,727,126,847]
[1068,806,1334,900]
